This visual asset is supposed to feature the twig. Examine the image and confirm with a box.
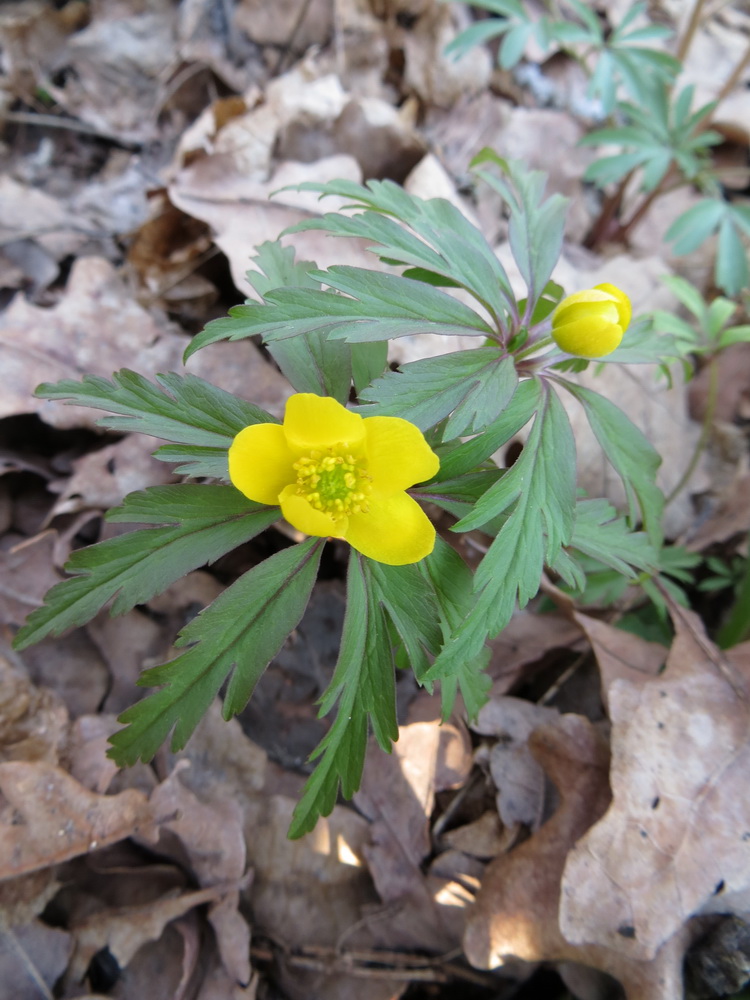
[676,0,708,64]
[538,649,589,705]
[715,38,750,106]
[1,110,141,149]
[250,936,501,987]
[2,929,54,1000]
[272,0,317,76]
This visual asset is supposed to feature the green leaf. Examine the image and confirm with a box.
[367,561,443,682]
[445,18,511,60]
[288,552,398,838]
[198,269,494,350]
[716,216,749,297]
[455,384,575,550]
[436,376,542,480]
[566,0,602,37]
[583,152,649,187]
[560,381,664,546]
[718,325,750,349]
[152,444,231,479]
[357,347,517,435]
[659,273,709,321]
[428,383,576,684]
[413,469,505,519]
[420,538,491,720]
[36,370,275,446]
[109,538,323,766]
[665,199,724,255]
[352,341,389,394]
[499,21,532,67]
[281,178,516,326]
[563,498,658,578]
[242,241,355,403]
[602,315,680,364]
[471,154,568,315]
[13,485,280,650]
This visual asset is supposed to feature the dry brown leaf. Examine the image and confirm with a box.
[242,794,398,1000]
[442,811,512,860]
[353,695,473,953]
[234,0,333,50]
[683,471,750,551]
[18,629,110,719]
[0,870,61,930]
[486,609,584,696]
[48,434,176,516]
[149,760,247,883]
[170,154,374,297]
[464,714,611,968]
[561,606,750,961]
[0,176,85,292]
[64,714,123,794]
[0,255,289,428]
[47,5,177,143]
[86,607,167,717]
[402,2,491,107]
[690,345,750,425]
[0,0,83,98]
[0,760,155,878]
[464,713,697,999]
[0,921,73,1000]
[0,532,60,628]
[68,885,227,983]
[0,654,68,763]
[573,614,667,713]
[473,696,559,830]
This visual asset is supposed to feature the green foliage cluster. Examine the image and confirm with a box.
[13,161,688,837]
[448,0,750,295]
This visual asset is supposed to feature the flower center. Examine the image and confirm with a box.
[293,447,372,519]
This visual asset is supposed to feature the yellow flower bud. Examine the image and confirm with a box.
[551,283,631,358]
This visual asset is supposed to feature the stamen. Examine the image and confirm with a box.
[293,446,371,520]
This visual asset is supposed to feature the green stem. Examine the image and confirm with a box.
[514,335,553,361]
[718,554,750,648]
[665,354,718,506]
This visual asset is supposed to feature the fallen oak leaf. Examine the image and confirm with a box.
[68,885,230,983]
[0,761,156,879]
[573,613,667,713]
[561,605,750,961]
[463,714,697,999]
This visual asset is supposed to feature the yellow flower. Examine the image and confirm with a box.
[551,283,632,358]
[229,393,440,565]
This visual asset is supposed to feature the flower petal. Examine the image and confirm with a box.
[553,295,620,327]
[595,282,632,330]
[279,484,348,538]
[344,492,435,565]
[228,423,295,505]
[283,393,365,452]
[552,318,623,358]
[363,416,440,497]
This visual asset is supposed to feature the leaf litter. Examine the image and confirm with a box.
[0,0,749,998]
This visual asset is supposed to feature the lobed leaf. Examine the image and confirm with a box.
[357,347,517,435]
[36,370,275,447]
[14,485,280,650]
[288,552,398,838]
[560,381,664,546]
[109,538,323,766]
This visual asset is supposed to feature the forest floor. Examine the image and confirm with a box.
[1,1,750,999]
